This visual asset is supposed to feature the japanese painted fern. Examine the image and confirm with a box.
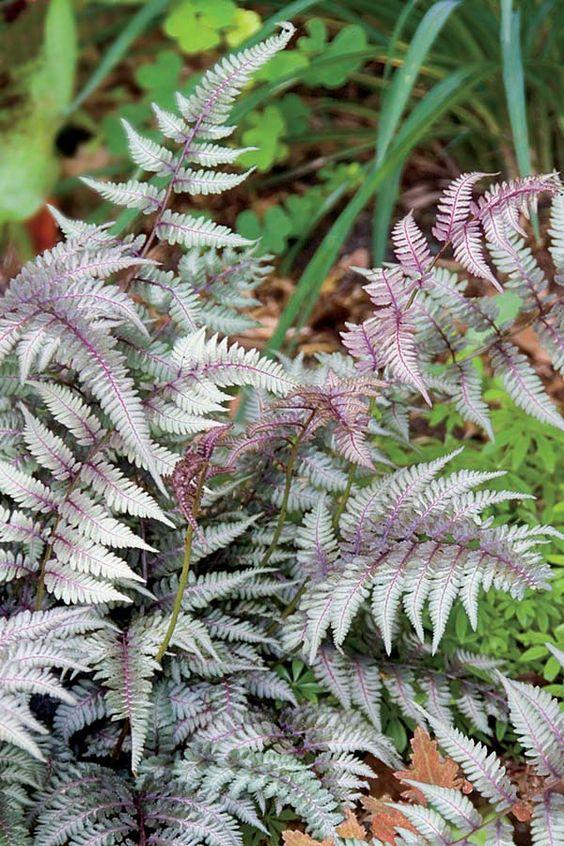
[0,24,563,846]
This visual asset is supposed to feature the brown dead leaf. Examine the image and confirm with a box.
[282,810,367,846]
[394,727,473,803]
[335,809,367,840]
[282,832,331,846]
[362,796,417,845]
[511,800,533,822]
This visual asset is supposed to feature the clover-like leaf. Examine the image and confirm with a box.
[164,0,237,53]
[240,105,288,171]
[225,8,262,47]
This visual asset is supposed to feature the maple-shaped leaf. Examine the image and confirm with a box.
[281,811,367,846]
[362,796,417,845]
[336,810,368,840]
[394,727,472,803]
[282,832,331,846]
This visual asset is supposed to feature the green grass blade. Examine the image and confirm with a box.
[372,0,459,263]
[267,64,490,351]
[500,0,532,177]
[383,0,421,82]
[372,164,403,265]
[65,0,168,116]
[376,0,460,163]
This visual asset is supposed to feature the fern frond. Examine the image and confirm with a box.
[421,709,517,810]
[392,211,432,280]
[499,676,564,778]
[453,360,493,438]
[156,210,252,249]
[531,792,564,846]
[81,176,165,214]
[175,23,295,130]
[95,619,163,772]
[452,218,502,290]
[172,329,294,394]
[490,342,564,430]
[296,497,338,580]
[548,191,564,279]
[172,167,252,195]
[31,381,104,446]
[432,171,488,242]
[121,120,173,173]
[79,457,172,525]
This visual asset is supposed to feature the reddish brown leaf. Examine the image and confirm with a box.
[362,796,417,845]
[282,811,367,845]
[336,809,367,840]
[394,727,473,803]
[282,831,331,846]
[511,800,533,822]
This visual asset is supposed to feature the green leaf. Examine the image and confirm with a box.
[495,721,508,743]
[164,0,237,53]
[299,21,368,88]
[510,434,530,470]
[536,437,556,473]
[254,51,309,83]
[240,105,288,171]
[225,8,262,48]
[376,0,460,162]
[455,606,468,641]
[236,207,293,255]
[387,718,408,752]
[544,657,561,682]
[519,645,548,661]
[372,0,460,261]
[43,0,76,109]
[297,17,327,55]
[278,93,311,135]
[135,50,183,98]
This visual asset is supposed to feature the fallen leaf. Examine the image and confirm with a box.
[282,810,367,846]
[282,831,331,846]
[362,796,417,845]
[511,800,533,822]
[394,727,472,803]
[335,809,367,840]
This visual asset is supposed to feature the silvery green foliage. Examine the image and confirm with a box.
[0,25,562,845]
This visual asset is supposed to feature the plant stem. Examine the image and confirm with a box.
[267,579,309,636]
[34,518,60,611]
[111,718,130,761]
[332,465,356,531]
[259,411,316,569]
[155,471,206,663]
[453,297,562,365]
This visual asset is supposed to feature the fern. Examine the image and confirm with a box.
[360,678,563,845]
[343,172,563,432]
[0,27,562,846]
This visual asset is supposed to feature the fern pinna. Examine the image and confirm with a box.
[0,23,563,846]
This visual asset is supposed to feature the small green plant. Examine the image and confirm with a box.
[387,389,564,695]
[163,0,261,53]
